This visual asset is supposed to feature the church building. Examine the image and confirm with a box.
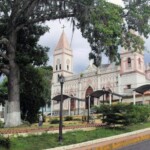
[51,31,150,116]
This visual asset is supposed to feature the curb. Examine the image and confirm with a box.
[44,128,150,150]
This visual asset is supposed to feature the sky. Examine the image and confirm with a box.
[39,0,150,74]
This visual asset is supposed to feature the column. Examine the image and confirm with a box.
[119,98,121,103]
[51,100,53,116]
[109,94,112,105]
[68,99,70,116]
[78,79,81,115]
[88,96,91,123]
[133,91,136,105]
[142,94,145,104]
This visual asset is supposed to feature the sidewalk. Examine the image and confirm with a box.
[0,123,102,137]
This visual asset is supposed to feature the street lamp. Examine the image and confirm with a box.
[102,87,105,122]
[58,74,65,143]
[102,87,105,105]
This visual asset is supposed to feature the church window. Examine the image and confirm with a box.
[67,65,69,71]
[138,58,141,68]
[70,98,76,110]
[59,64,61,70]
[56,65,58,71]
[127,84,131,89]
[127,58,131,67]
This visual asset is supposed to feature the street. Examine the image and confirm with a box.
[118,140,150,150]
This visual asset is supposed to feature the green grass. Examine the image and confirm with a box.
[1,122,150,150]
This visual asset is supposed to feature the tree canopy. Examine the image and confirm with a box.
[76,0,150,66]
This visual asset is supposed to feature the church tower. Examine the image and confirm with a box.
[53,31,73,83]
[120,48,146,94]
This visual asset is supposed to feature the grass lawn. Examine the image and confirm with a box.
[1,122,150,150]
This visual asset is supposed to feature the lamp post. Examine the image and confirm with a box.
[58,74,65,143]
[102,87,105,105]
[102,87,105,122]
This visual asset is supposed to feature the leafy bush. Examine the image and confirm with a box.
[82,116,87,122]
[50,119,59,124]
[0,120,4,128]
[0,136,10,149]
[73,118,81,121]
[99,103,150,126]
[64,116,73,121]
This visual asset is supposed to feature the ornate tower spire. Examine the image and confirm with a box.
[53,31,73,83]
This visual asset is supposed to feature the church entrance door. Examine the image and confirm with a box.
[85,86,94,109]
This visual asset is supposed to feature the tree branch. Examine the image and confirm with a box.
[0,64,10,76]
[0,51,9,60]
[0,38,9,45]
[0,68,9,76]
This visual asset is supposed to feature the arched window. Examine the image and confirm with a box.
[67,65,69,71]
[70,97,76,111]
[138,58,141,68]
[56,59,60,70]
[66,59,70,71]
[59,64,61,70]
[85,86,94,109]
[127,57,131,67]
[56,65,57,71]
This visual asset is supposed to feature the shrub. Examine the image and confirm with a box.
[50,119,59,124]
[99,103,150,126]
[64,116,73,121]
[73,118,81,121]
[0,136,10,149]
[0,120,4,128]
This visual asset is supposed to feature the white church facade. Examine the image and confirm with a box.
[51,31,150,116]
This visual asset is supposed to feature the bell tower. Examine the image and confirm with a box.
[53,31,73,83]
[120,48,146,94]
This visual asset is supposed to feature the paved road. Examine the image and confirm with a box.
[118,140,150,150]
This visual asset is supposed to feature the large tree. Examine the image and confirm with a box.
[76,0,150,66]
[0,0,149,127]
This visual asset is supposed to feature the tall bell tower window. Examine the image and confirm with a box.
[66,59,70,71]
[59,64,61,70]
[127,58,131,67]
[67,65,69,71]
[138,58,141,69]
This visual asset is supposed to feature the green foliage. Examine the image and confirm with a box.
[77,0,123,65]
[0,78,8,105]
[16,25,49,67]
[97,103,150,126]
[64,116,73,121]
[76,0,150,66]
[0,120,4,128]
[0,136,10,149]
[20,65,52,123]
[50,119,60,124]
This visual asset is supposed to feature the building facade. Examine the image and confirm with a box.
[51,31,150,115]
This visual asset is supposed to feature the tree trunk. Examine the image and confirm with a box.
[5,30,22,127]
